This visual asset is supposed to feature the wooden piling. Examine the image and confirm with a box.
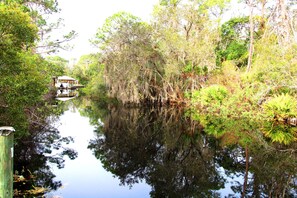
[0,126,15,198]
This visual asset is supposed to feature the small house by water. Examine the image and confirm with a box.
[53,76,83,89]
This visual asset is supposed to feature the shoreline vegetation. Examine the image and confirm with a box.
[2,0,296,196]
[0,0,296,146]
[0,0,296,145]
[73,1,297,145]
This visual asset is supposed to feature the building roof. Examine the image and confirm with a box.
[0,126,15,131]
[0,126,15,136]
[57,76,77,81]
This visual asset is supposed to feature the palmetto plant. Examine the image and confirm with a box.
[262,93,297,144]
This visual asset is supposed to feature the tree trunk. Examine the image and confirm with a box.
[242,146,249,198]
[252,173,260,198]
[246,0,254,73]
[269,0,292,43]
[279,0,290,43]
[260,0,267,32]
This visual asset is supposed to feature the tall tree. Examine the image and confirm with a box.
[216,17,250,67]
[0,1,72,136]
[264,0,296,44]
[246,0,255,72]
[152,0,228,101]
[92,12,165,105]
[90,0,231,105]
[0,3,46,133]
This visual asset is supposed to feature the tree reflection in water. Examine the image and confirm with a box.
[13,101,78,197]
[87,105,297,197]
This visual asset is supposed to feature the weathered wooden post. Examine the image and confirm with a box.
[0,126,15,198]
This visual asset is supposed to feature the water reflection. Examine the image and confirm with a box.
[13,96,297,197]
[87,105,297,197]
[13,100,78,197]
[45,102,151,198]
[242,147,297,197]
[56,89,78,101]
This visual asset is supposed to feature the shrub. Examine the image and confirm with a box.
[197,85,228,106]
[263,93,297,121]
[262,122,297,145]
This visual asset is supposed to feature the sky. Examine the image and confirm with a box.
[53,0,159,61]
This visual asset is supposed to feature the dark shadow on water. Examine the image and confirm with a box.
[12,96,297,197]
[86,104,297,197]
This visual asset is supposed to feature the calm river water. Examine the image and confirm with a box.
[14,97,297,197]
[46,107,151,198]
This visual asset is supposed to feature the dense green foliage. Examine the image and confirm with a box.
[0,3,41,134]
[1,0,296,146]
[45,56,69,76]
[85,1,227,105]
[1,0,296,195]
[192,84,228,106]
[72,0,297,145]
[263,94,297,121]
[0,1,77,195]
[0,1,71,137]
[216,17,250,67]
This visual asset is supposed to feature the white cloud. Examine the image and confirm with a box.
[53,0,159,60]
